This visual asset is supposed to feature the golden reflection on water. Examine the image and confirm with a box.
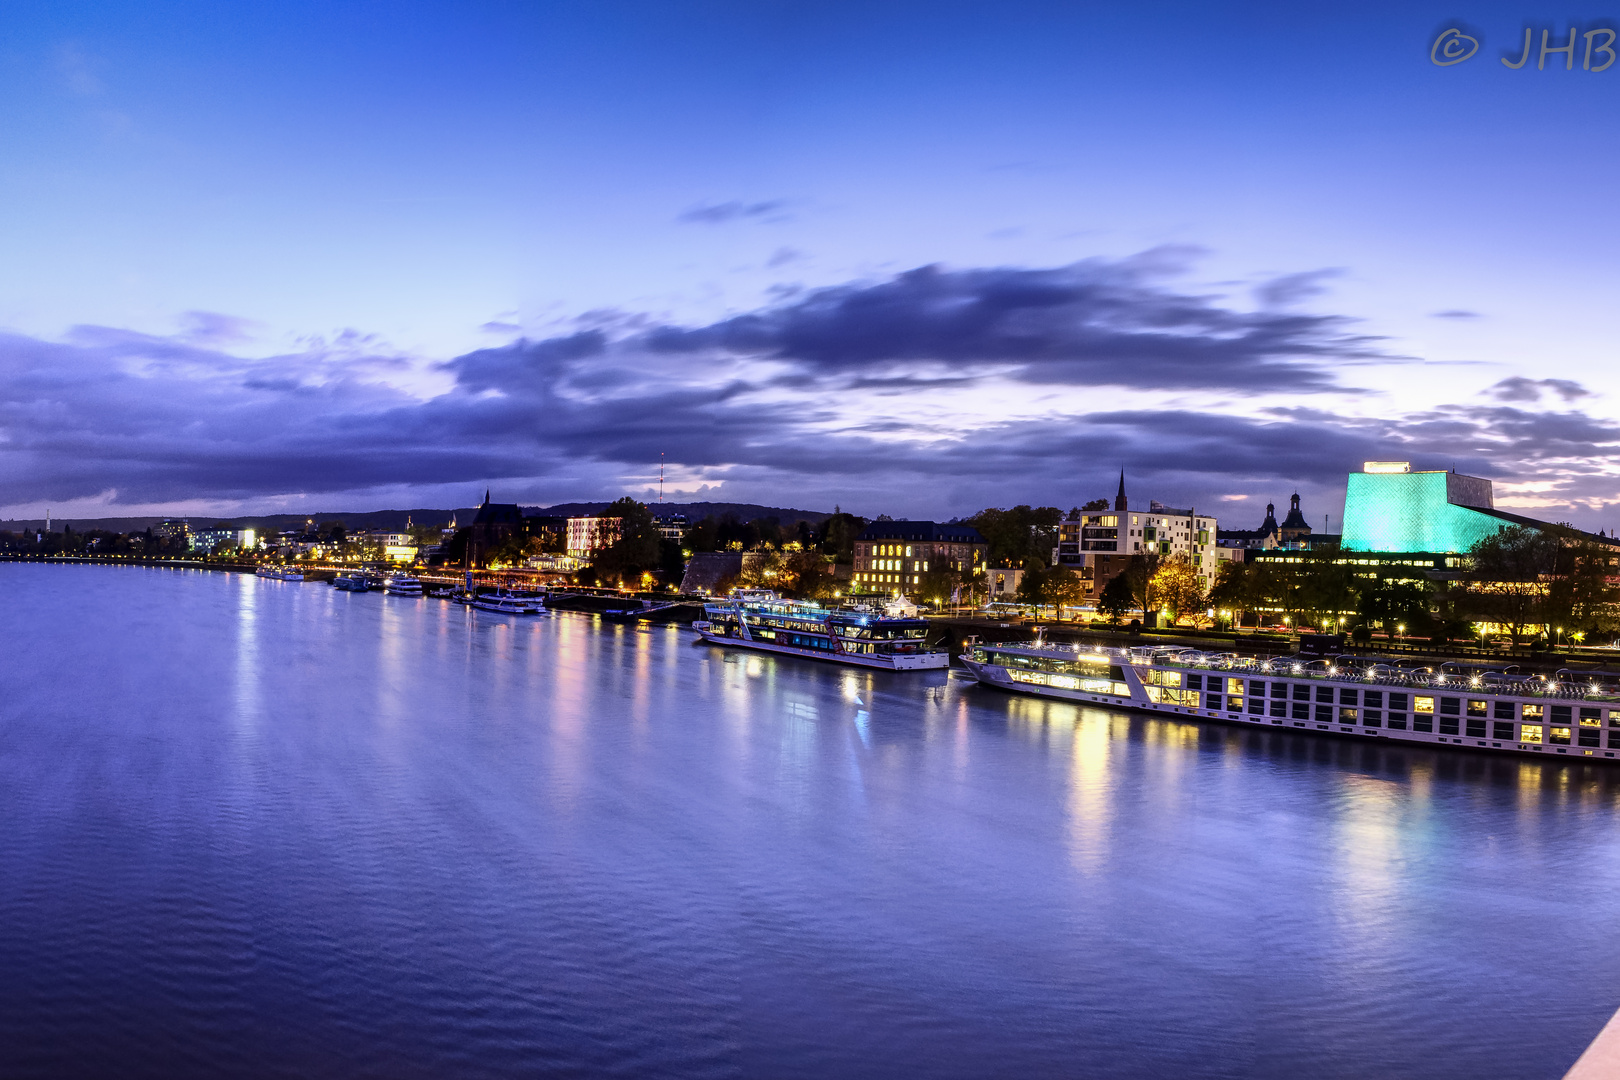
[1332,773,1406,921]
[232,573,260,734]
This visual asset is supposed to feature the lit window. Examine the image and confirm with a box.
[1550,727,1571,745]
[1518,724,1542,744]
[1522,704,1543,720]
[1413,696,1434,714]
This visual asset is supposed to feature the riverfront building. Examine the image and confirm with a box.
[851,521,986,595]
[1339,461,1617,554]
[1053,474,1218,606]
[566,516,622,557]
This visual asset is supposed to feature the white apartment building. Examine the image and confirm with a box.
[1054,484,1218,608]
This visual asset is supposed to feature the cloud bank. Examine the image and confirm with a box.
[2,253,1616,523]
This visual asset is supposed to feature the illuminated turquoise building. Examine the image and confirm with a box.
[1339,462,1509,553]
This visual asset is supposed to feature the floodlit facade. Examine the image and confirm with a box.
[851,521,986,594]
[1339,462,1506,553]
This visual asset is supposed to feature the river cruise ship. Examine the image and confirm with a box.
[695,590,949,670]
[959,640,1620,763]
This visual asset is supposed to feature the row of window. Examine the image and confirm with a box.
[1153,673,1618,747]
[1165,673,1615,725]
[854,572,919,586]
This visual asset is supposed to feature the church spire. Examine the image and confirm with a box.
[484,489,491,505]
[1114,470,1127,512]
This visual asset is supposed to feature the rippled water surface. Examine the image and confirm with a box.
[3,564,1620,1078]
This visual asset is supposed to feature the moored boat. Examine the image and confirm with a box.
[332,573,370,592]
[696,589,948,670]
[384,575,424,596]
[959,639,1620,763]
[470,592,543,615]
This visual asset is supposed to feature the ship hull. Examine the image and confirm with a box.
[958,656,1620,764]
[696,629,949,670]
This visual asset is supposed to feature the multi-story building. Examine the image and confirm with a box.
[567,516,623,557]
[189,528,256,554]
[1053,475,1218,606]
[850,521,986,595]
[654,514,688,544]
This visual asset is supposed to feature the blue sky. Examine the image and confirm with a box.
[2,1,1619,525]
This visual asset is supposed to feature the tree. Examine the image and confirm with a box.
[1150,555,1204,624]
[1045,566,1087,620]
[1015,566,1048,612]
[782,547,836,598]
[817,512,867,564]
[1206,561,1256,624]
[1357,576,1432,636]
[969,505,1063,568]
[593,497,661,585]
[1097,572,1136,624]
[685,516,718,552]
[1462,525,1560,646]
[1081,498,1110,512]
[1123,553,1161,620]
[917,565,962,609]
[1544,540,1620,636]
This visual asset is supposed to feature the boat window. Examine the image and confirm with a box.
[1467,700,1487,717]
[1495,701,1515,720]
[1520,724,1543,743]
[1439,697,1460,715]
[1522,704,1542,719]
[1413,696,1434,714]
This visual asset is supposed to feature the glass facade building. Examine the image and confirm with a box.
[1340,463,1504,553]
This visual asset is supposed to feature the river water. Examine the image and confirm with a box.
[2,564,1618,1078]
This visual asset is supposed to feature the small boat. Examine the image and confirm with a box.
[332,574,370,592]
[254,566,304,581]
[471,592,543,615]
[385,576,424,596]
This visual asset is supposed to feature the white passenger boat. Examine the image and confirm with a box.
[384,575,424,596]
[959,640,1620,762]
[695,590,948,670]
[470,592,543,615]
[254,566,304,581]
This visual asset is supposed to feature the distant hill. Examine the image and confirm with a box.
[0,500,835,536]
[528,501,833,524]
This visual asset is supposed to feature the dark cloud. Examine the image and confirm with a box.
[1487,377,1590,403]
[676,199,790,224]
[639,256,1378,392]
[1253,269,1340,310]
[3,254,1617,525]
[1432,309,1481,319]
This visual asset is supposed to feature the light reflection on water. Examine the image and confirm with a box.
[3,564,1620,1080]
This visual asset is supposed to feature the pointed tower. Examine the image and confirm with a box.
[1114,470,1128,512]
